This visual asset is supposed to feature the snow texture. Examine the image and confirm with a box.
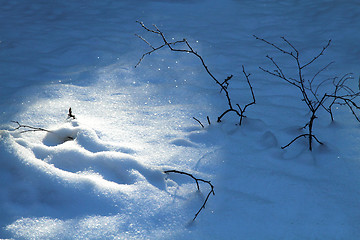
[1,0,360,239]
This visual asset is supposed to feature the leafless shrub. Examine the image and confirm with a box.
[255,35,360,151]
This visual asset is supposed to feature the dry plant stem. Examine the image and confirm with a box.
[281,112,324,151]
[68,107,76,119]
[11,121,75,141]
[12,121,52,134]
[325,74,360,121]
[237,66,256,125]
[193,116,211,128]
[136,21,255,125]
[193,117,204,128]
[207,116,211,125]
[164,170,215,221]
[281,133,323,150]
[326,94,360,121]
[216,66,255,125]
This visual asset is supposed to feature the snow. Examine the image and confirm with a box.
[1,0,360,239]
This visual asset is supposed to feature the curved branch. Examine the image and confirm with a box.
[281,134,323,150]
[11,121,52,134]
[136,21,256,125]
[164,170,215,221]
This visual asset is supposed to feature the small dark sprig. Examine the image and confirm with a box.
[164,169,215,221]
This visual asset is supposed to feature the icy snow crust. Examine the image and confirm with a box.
[1,0,360,239]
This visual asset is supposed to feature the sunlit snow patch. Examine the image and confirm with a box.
[1,106,212,239]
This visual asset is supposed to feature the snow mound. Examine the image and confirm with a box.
[0,119,208,239]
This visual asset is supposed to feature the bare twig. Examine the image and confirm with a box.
[325,74,360,121]
[11,121,75,141]
[193,117,204,128]
[164,170,215,221]
[281,133,323,150]
[11,121,52,134]
[207,116,211,125]
[136,21,255,125]
[301,40,331,69]
[11,108,78,141]
[254,35,291,55]
[220,75,233,93]
[237,66,256,125]
[326,93,360,122]
[68,107,76,119]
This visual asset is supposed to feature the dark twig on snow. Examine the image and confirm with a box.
[192,116,211,128]
[68,107,76,119]
[164,169,215,221]
[11,121,52,134]
[11,108,77,141]
[324,74,360,121]
[220,75,233,93]
[281,133,323,149]
[255,35,360,151]
[236,66,256,125]
[11,120,75,141]
[136,21,255,125]
[193,117,204,128]
[207,116,211,125]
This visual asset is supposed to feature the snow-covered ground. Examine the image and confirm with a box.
[1,0,360,239]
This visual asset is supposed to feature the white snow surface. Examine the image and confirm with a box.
[1,0,360,239]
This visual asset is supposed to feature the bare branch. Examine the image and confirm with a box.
[135,33,155,50]
[217,109,240,122]
[281,133,323,150]
[260,55,301,89]
[345,100,360,122]
[136,21,256,125]
[136,21,161,34]
[254,35,293,56]
[220,75,233,93]
[164,170,215,221]
[310,61,334,86]
[11,121,75,142]
[326,94,360,121]
[11,121,52,134]
[281,37,299,58]
[237,66,256,125]
[193,117,204,128]
[281,134,309,149]
[301,40,331,69]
